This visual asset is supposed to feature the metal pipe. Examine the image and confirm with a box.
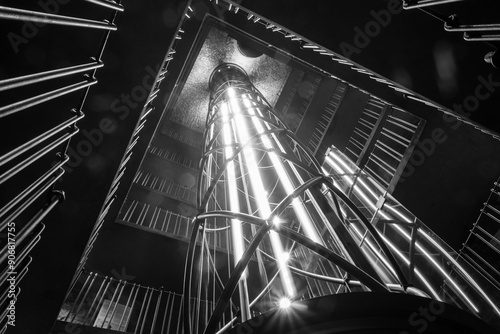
[63,269,85,306]
[0,159,66,226]
[0,192,63,265]
[83,0,124,11]
[203,224,272,334]
[68,273,97,322]
[71,0,120,117]
[126,284,141,330]
[176,294,183,334]
[194,233,207,333]
[182,218,203,334]
[88,277,113,323]
[402,0,464,9]
[288,264,346,285]
[118,283,135,331]
[139,287,154,334]
[0,130,76,186]
[0,6,117,30]
[62,272,91,321]
[199,209,392,294]
[0,62,103,92]
[150,288,163,334]
[446,23,500,33]
[0,114,82,167]
[101,280,122,328]
[140,105,154,120]
[0,80,97,118]
[135,287,150,334]
[166,294,176,333]
[463,32,500,42]
[160,292,171,334]
[322,179,410,289]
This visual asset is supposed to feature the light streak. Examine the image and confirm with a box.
[241,94,322,244]
[324,149,485,313]
[226,87,296,297]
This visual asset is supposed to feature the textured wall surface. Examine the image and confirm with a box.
[170,27,291,132]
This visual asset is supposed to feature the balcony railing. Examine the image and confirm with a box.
[57,271,194,334]
[0,2,123,330]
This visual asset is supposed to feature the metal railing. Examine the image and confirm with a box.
[460,177,500,290]
[402,0,500,67]
[149,145,198,170]
[134,170,197,205]
[58,1,195,322]
[0,2,122,331]
[57,271,195,334]
[119,199,193,239]
[345,101,424,192]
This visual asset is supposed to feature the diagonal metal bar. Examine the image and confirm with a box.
[0,113,83,167]
[0,80,97,118]
[445,22,500,32]
[0,129,77,185]
[402,0,464,9]
[0,158,67,228]
[0,6,117,30]
[322,177,410,289]
[0,62,103,92]
[274,225,389,292]
[202,223,271,334]
[83,0,124,11]
[0,191,64,265]
[198,207,390,334]
[183,218,203,334]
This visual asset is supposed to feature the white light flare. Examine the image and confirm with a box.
[278,297,292,309]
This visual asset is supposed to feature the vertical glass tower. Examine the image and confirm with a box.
[182,63,500,333]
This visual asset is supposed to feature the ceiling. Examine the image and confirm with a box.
[168,22,292,133]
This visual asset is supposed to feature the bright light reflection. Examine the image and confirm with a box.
[282,252,290,263]
[226,87,295,297]
[241,95,322,244]
[278,297,291,309]
[324,148,486,312]
[221,103,245,267]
